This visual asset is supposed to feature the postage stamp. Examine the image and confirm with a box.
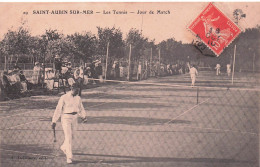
[188,3,241,56]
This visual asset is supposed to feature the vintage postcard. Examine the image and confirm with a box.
[0,2,259,167]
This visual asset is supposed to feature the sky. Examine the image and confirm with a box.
[0,2,259,44]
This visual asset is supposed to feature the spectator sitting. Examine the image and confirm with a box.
[63,63,73,79]
[19,70,33,92]
[2,71,12,98]
[61,66,68,76]
[74,67,84,85]
[73,67,83,96]
[2,71,22,99]
[44,68,55,90]
[13,63,21,72]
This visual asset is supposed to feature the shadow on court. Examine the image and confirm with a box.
[72,152,256,165]
[39,116,192,126]
[82,116,192,126]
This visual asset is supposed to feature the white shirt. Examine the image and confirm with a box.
[52,91,86,123]
[190,67,198,75]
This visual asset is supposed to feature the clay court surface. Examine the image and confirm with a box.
[0,71,259,167]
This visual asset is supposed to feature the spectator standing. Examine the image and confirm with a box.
[32,62,42,85]
[54,55,62,77]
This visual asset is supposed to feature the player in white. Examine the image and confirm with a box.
[215,64,221,75]
[226,64,231,76]
[51,83,87,164]
[189,64,198,87]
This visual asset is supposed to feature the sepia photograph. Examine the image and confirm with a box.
[0,2,259,167]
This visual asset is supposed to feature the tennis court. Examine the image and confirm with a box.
[0,71,259,167]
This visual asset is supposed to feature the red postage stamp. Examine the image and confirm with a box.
[188,3,241,56]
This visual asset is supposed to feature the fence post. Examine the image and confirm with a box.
[197,87,199,104]
[253,53,255,73]
[105,42,109,80]
[259,107,260,167]
[4,56,7,71]
[232,45,236,85]
[128,44,132,81]
[158,48,161,76]
[150,48,152,77]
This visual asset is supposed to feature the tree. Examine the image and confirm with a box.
[45,38,76,62]
[97,26,125,60]
[126,28,148,62]
[68,32,97,63]
[42,29,75,63]
[0,26,32,69]
[45,29,62,41]
[158,38,185,64]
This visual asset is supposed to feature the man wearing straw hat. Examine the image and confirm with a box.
[54,55,62,77]
[51,83,87,164]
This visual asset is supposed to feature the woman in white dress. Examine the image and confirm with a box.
[32,62,42,85]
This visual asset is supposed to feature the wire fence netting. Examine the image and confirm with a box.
[0,71,259,167]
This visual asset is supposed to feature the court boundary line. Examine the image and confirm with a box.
[0,148,116,164]
[164,97,211,124]
[4,128,257,136]
[0,108,54,119]
[5,120,40,130]
[163,88,259,136]
[0,148,56,158]
[174,125,258,136]
[164,88,233,125]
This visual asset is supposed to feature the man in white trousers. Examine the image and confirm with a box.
[226,64,231,76]
[215,64,221,76]
[51,83,87,164]
[189,64,198,87]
